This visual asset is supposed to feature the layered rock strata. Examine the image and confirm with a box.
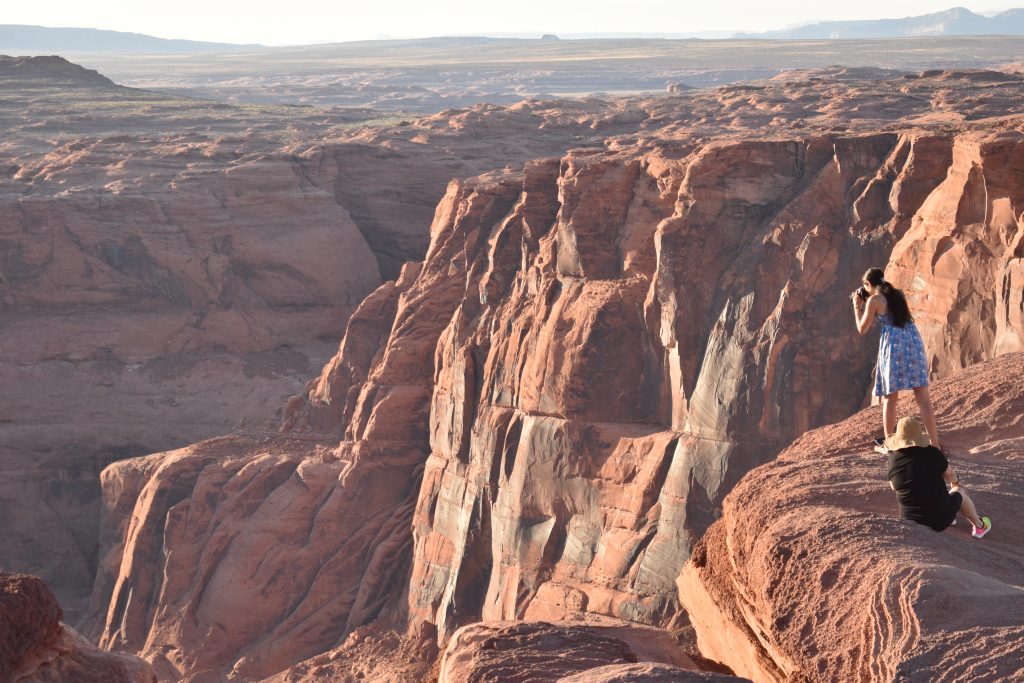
[0,58,655,606]
[403,129,1024,644]
[9,65,1024,611]
[90,118,1024,680]
[678,351,1024,681]
[436,620,739,683]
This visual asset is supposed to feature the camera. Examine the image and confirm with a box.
[856,286,869,300]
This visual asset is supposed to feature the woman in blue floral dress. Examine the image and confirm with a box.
[852,268,940,449]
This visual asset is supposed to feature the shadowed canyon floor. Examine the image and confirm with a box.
[3,53,1024,681]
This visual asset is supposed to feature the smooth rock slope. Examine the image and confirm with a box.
[678,351,1024,682]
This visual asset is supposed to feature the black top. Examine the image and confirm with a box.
[886,446,952,526]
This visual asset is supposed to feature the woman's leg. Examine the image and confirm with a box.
[882,392,899,437]
[913,385,940,448]
[951,486,982,528]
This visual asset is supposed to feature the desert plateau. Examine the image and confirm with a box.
[1,9,1023,683]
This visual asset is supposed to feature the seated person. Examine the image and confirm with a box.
[885,417,991,538]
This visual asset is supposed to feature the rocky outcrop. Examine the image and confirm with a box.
[436,620,730,683]
[403,129,1024,645]
[1,573,63,678]
[1,572,155,683]
[0,55,115,87]
[257,623,438,683]
[12,626,158,683]
[678,351,1024,682]
[82,70,1024,680]
[559,663,745,683]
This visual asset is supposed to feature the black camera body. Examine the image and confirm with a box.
[856,286,869,300]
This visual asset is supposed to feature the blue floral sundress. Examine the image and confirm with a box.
[874,313,929,397]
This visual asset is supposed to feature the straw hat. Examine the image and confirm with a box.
[885,416,931,450]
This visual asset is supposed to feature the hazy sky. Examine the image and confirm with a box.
[1,1,1013,45]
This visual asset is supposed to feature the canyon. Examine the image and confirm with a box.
[0,55,653,613]
[2,52,1024,681]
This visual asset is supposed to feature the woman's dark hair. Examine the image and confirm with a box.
[864,268,913,327]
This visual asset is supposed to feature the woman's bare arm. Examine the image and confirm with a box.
[854,294,882,335]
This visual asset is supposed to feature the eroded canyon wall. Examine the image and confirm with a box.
[0,148,381,608]
[87,123,1024,679]
[1,61,653,609]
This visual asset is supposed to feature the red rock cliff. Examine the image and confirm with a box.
[0,65,651,612]
[403,130,1024,643]
[88,117,1024,679]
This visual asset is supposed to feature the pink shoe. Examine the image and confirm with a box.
[971,517,992,539]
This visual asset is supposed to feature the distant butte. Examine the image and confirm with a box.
[0,55,115,87]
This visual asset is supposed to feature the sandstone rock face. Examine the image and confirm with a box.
[0,59,654,608]
[558,663,746,683]
[678,351,1024,682]
[1,573,62,678]
[436,620,717,683]
[90,434,422,681]
[93,129,1024,679]
[404,130,1024,644]
[88,173,531,680]
[0,143,380,608]
[257,623,439,683]
[884,134,1024,369]
[85,70,1024,679]
[1,572,155,683]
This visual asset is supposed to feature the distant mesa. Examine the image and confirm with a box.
[735,7,1024,39]
[0,24,262,53]
[541,34,561,40]
[0,54,115,87]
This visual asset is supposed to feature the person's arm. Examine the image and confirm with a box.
[942,465,960,487]
[935,447,958,486]
[854,294,882,335]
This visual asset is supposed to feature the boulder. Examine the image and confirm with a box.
[437,620,716,683]
[1,572,155,683]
